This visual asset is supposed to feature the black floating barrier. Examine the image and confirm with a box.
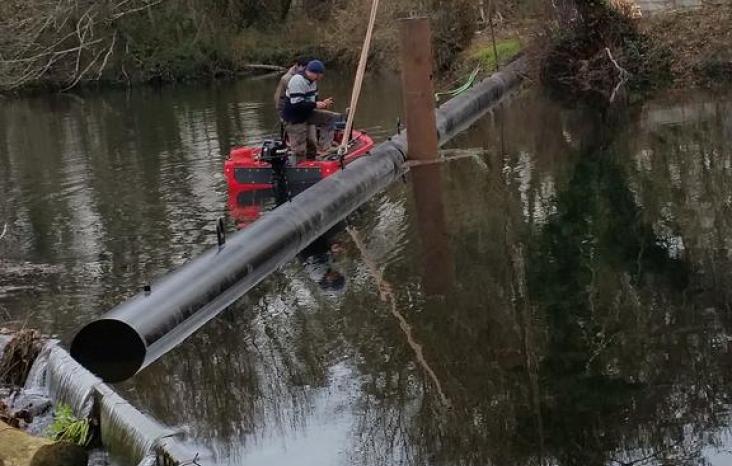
[70,58,527,383]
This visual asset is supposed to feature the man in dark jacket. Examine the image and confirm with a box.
[274,56,309,119]
[282,60,339,160]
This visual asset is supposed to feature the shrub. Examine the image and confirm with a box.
[47,404,91,447]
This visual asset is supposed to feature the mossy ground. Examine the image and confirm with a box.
[469,38,524,71]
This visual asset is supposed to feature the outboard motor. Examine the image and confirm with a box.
[259,139,291,205]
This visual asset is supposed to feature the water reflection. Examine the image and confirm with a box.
[3,75,732,465]
[0,74,402,336]
[113,88,732,466]
[228,179,349,294]
[410,164,454,296]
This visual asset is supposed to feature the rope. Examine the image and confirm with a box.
[346,225,451,407]
[338,0,380,155]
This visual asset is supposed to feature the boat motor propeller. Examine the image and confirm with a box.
[260,139,292,204]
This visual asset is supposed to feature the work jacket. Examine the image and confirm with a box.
[283,73,318,124]
[274,65,297,116]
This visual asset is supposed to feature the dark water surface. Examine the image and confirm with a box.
[2,77,732,466]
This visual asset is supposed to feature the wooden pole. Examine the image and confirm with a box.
[338,0,380,154]
[399,17,439,162]
[399,18,453,295]
[488,0,500,71]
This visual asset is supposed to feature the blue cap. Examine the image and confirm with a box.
[306,60,325,74]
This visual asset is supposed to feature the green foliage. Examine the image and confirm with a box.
[471,39,523,71]
[113,4,238,82]
[430,0,479,70]
[47,404,91,447]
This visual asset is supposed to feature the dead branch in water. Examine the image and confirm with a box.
[0,224,7,241]
[605,47,630,102]
[0,329,44,387]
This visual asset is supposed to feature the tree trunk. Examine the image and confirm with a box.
[0,421,87,466]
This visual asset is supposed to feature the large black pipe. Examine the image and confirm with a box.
[70,58,527,382]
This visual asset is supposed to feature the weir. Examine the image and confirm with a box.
[23,341,201,466]
[71,57,528,383]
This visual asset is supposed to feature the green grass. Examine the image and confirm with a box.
[46,404,91,447]
[471,38,523,71]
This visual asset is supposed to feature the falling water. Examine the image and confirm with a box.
[99,382,207,466]
[98,382,175,464]
[21,341,202,465]
[24,340,53,390]
[25,342,99,416]
[136,457,157,466]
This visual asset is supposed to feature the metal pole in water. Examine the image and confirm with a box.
[399,17,454,295]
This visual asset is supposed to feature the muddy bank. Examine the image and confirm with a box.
[459,0,730,103]
[643,1,732,87]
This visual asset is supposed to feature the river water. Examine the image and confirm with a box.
[1,76,732,466]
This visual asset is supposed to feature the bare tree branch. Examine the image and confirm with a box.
[96,30,117,80]
[0,0,167,92]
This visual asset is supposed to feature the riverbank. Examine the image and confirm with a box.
[0,0,727,97]
[0,329,90,466]
[0,0,475,96]
[450,0,730,100]
[642,1,732,87]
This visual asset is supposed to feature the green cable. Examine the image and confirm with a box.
[435,66,481,102]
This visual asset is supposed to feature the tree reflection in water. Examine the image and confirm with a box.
[117,90,732,466]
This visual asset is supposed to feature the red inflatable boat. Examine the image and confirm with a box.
[225,128,374,226]
[225,129,374,191]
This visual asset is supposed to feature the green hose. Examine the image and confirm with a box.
[435,66,481,102]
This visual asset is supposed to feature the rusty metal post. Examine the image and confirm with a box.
[399,17,454,295]
[399,17,439,162]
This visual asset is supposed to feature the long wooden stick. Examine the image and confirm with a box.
[488,0,500,71]
[338,0,380,155]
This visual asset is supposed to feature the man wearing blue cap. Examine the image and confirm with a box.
[282,59,339,160]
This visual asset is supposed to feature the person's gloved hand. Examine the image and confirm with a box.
[317,97,334,109]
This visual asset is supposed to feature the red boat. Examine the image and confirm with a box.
[225,128,374,226]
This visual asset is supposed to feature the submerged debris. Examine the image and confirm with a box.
[643,1,732,86]
[540,0,671,102]
[0,329,44,388]
[0,331,100,466]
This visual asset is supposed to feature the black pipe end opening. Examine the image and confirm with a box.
[70,319,146,383]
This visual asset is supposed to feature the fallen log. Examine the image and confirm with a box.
[0,421,87,466]
[238,63,287,73]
